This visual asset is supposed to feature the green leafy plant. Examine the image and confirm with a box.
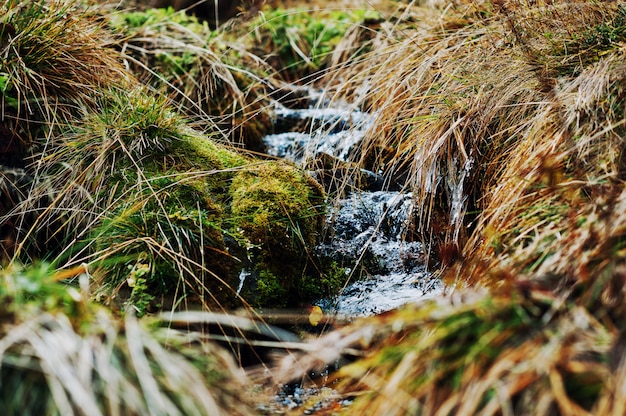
[0,72,18,109]
[582,5,626,49]
[252,8,377,79]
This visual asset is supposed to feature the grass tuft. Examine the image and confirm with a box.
[0,263,253,415]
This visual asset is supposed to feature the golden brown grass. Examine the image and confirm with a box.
[318,0,625,268]
[1,0,132,133]
[261,1,626,414]
[107,4,272,147]
[282,284,616,415]
[3,0,626,413]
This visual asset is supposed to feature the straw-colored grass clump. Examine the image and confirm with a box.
[106,5,272,149]
[276,0,626,414]
[0,264,253,415]
[325,1,625,254]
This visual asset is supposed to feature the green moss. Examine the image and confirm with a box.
[0,263,88,324]
[230,162,326,307]
[252,7,380,79]
[62,87,328,311]
[254,269,288,308]
[173,128,249,170]
[231,162,324,246]
[299,260,349,301]
[87,131,329,311]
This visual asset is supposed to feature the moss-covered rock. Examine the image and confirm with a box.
[0,0,333,314]
[229,161,326,307]
[83,100,327,312]
[231,162,323,247]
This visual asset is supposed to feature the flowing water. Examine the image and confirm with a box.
[255,89,446,415]
[316,191,442,317]
[263,90,444,318]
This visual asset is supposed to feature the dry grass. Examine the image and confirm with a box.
[318,1,622,253]
[260,1,626,414]
[282,285,615,415]
[0,0,131,133]
[1,0,134,262]
[0,263,253,415]
[108,4,274,148]
[3,0,626,413]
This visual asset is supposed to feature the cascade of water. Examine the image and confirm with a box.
[263,102,373,164]
[263,93,443,316]
[316,191,443,316]
[236,268,251,296]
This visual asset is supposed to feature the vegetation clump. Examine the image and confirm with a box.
[0,263,253,415]
[267,1,626,414]
[231,161,326,306]
[107,5,272,150]
[1,0,327,313]
[250,7,381,81]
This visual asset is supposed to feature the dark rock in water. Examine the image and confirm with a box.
[267,83,311,109]
[359,168,385,192]
[263,103,371,169]
[272,105,368,136]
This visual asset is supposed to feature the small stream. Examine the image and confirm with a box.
[263,88,443,318]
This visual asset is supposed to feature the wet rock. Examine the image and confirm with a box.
[261,93,444,318]
[316,191,443,316]
[263,113,369,165]
[272,103,370,136]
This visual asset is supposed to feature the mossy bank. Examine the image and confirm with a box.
[0,0,329,313]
